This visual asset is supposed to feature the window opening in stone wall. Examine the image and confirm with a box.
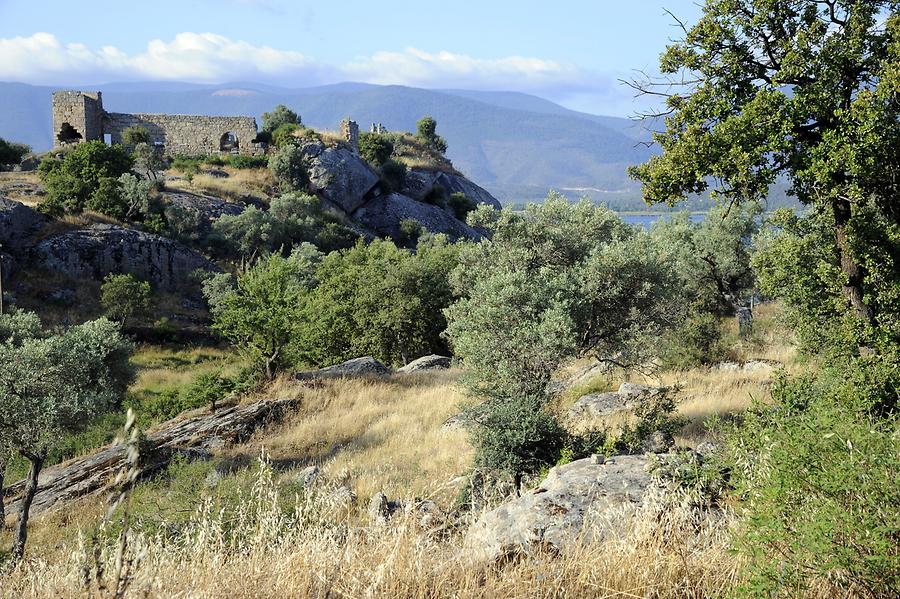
[57,122,83,144]
[103,133,112,145]
[220,131,239,153]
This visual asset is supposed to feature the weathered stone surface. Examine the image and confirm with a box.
[300,140,379,213]
[0,197,44,252]
[397,354,452,373]
[714,360,778,373]
[641,430,674,453]
[433,172,501,210]
[401,168,440,202]
[3,397,300,518]
[464,454,659,561]
[32,224,218,291]
[296,465,321,489]
[567,382,666,421]
[164,191,244,231]
[295,356,393,380]
[441,413,470,430]
[353,192,482,241]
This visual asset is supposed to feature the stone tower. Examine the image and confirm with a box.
[51,91,105,148]
[340,118,359,153]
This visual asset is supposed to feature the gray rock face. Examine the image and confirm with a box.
[32,224,218,291]
[296,465,321,489]
[164,191,244,231]
[401,168,439,202]
[300,140,380,213]
[397,354,452,373]
[567,382,667,421]
[353,192,482,241]
[464,454,659,561]
[0,197,44,253]
[295,356,393,380]
[433,172,501,210]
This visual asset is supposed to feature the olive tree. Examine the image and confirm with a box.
[628,1,900,352]
[0,317,133,560]
[100,273,152,326]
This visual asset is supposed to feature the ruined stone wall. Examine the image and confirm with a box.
[52,91,105,146]
[340,118,359,153]
[104,113,262,155]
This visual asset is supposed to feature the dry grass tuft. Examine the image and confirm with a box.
[167,167,275,202]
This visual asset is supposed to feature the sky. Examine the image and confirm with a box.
[0,0,703,117]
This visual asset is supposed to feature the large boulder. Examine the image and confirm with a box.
[32,224,218,291]
[397,354,452,373]
[295,356,392,380]
[401,169,440,202]
[300,140,380,213]
[464,454,659,561]
[567,382,666,421]
[353,193,482,241]
[433,172,501,210]
[0,197,44,253]
[164,191,244,232]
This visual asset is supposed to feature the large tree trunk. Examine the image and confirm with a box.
[13,453,43,562]
[832,197,875,325]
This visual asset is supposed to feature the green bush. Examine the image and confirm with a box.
[659,312,729,370]
[397,219,423,246]
[416,115,448,154]
[359,133,394,166]
[725,355,900,596]
[423,183,447,208]
[447,192,476,220]
[85,176,126,219]
[121,125,150,148]
[37,141,133,216]
[271,123,301,148]
[225,154,268,169]
[100,273,152,326]
[262,104,301,133]
[379,159,406,192]
[269,144,308,191]
[0,137,30,167]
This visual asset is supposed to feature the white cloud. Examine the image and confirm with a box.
[0,32,629,113]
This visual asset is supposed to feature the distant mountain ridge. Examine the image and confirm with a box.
[0,80,656,205]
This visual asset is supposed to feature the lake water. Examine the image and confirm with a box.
[621,213,706,229]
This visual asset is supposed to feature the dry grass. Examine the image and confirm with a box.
[167,167,275,202]
[0,171,43,207]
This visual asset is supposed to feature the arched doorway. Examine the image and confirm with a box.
[57,122,83,145]
[220,131,239,153]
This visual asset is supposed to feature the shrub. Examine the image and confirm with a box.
[447,192,476,220]
[133,142,164,180]
[269,144,308,191]
[271,123,302,148]
[37,141,133,216]
[379,159,406,192]
[181,372,234,413]
[164,203,203,243]
[85,176,126,219]
[0,137,30,167]
[262,104,301,133]
[397,219,423,246]
[725,355,900,596]
[121,125,150,148]
[358,133,394,166]
[225,154,268,169]
[659,312,728,370]
[416,115,448,154]
[423,183,447,208]
[100,273,152,326]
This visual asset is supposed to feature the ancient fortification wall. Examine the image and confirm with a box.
[51,90,263,156]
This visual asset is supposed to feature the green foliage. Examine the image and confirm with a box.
[467,394,568,486]
[164,203,203,243]
[224,154,268,169]
[85,176,125,219]
[0,137,30,167]
[262,104,301,133]
[725,355,900,596]
[629,1,900,349]
[416,115,448,154]
[132,142,164,180]
[447,192,476,221]
[271,123,302,148]
[659,312,729,370]
[379,158,407,192]
[212,192,356,258]
[358,133,394,166]
[297,236,460,367]
[0,309,44,346]
[397,219,423,246]
[37,141,133,216]
[142,372,234,420]
[754,206,900,356]
[208,253,317,378]
[121,125,151,147]
[650,204,760,315]
[445,194,678,400]
[100,273,152,325]
[269,143,308,191]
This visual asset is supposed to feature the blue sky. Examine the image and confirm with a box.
[0,0,703,116]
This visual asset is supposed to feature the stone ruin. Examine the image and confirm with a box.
[340,118,359,153]
[52,90,265,156]
[370,123,388,134]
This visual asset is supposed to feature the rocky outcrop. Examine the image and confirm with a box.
[3,397,299,518]
[300,140,380,213]
[433,172,501,210]
[0,197,44,253]
[295,356,393,380]
[401,169,439,202]
[32,224,218,291]
[353,193,482,241]
[397,354,452,373]
[464,454,660,561]
[567,382,666,420]
[164,191,244,231]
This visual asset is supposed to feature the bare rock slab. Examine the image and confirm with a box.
[295,356,392,380]
[397,354,451,373]
[464,454,660,561]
